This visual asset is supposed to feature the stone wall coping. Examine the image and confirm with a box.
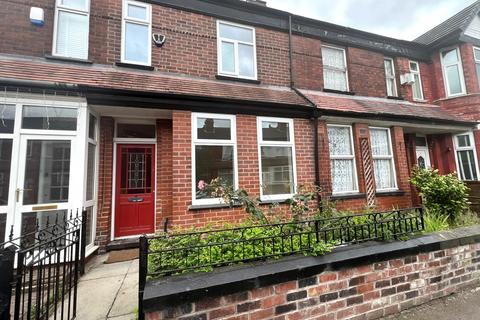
[143,225,480,312]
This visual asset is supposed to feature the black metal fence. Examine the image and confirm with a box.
[138,207,425,319]
[0,210,87,320]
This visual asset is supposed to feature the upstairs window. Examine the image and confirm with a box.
[53,0,90,59]
[409,61,424,100]
[441,47,466,97]
[384,58,397,97]
[322,45,348,92]
[121,0,152,66]
[217,21,257,79]
[454,133,479,181]
[327,125,358,194]
[370,127,397,191]
[474,47,480,89]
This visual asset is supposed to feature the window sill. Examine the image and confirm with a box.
[188,203,242,211]
[387,96,404,101]
[115,62,155,71]
[330,193,366,200]
[323,88,355,96]
[375,190,405,197]
[216,75,261,84]
[258,199,289,205]
[45,54,93,64]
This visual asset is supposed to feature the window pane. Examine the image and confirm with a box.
[415,136,427,147]
[328,126,352,156]
[85,206,94,246]
[386,78,395,96]
[410,62,419,72]
[475,48,480,61]
[457,134,471,148]
[23,140,71,205]
[476,64,480,88]
[458,150,478,181]
[124,22,149,64]
[384,59,394,76]
[324,69,347,91]
[61,0,87,10]
[331,159,355,193]
[0,214,5,243]
[370,129,390,156]
[446,65,463,95]
[195,146,234,200]
[56,11,89,59]
[261,146,294,196]
[0,105,15,134]
[322,47,345,69]
[22,106,77,131]
[86,143,96,201]
[117,123,155,138]
[219,23,253,43]
[88,114,97,140]
[442,49,459,64]
[239,43,255,77]
[21,210,67,246]
[412,74,423,100]
[374,159,395,189]
[262,121,290,142]
[0,140,12,206]
[127,4,147,20]
[120,147,153,194]
[197,118,231,140]
[221,41,235,73]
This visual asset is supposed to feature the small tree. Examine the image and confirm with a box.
[410,168,470,222]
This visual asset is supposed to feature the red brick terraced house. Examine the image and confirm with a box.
[0,0,479,253]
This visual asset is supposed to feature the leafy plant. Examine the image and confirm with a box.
[411,168,470,222]
[423,209,450,233]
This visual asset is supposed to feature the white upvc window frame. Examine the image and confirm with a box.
[473,46,480,89]
[369,127,398,192]
[217,20,258,80]
[409,60,424,101]
[453,132,480,181]
[321,44,349,92]
[191,113,238,206]
[52,0,91,60]
[384,57,398,97]
[327,124,359,195]
[440,46,466,97]
[121,0,152,66]
[257,117,297,202]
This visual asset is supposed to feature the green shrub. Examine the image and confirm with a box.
[423,209,450,233]
[411,168,470,222]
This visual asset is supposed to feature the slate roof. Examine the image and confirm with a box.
[300,90,475,125]
[414,0,480,45]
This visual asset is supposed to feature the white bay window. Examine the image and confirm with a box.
[192,113,237,205]
[441,47,466,97]
[384,58,397,97]
[370,127,397,191]
[217,21,257,79]
[327,125,358,194]
[409,61,424,100]
[454,132,479,181]
[257,117,296,201]
[121,0,152,66]
[53,0,90,59]
[322,45,349,92]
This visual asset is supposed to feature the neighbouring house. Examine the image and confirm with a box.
[0,0,479,253]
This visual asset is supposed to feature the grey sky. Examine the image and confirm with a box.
[266,0,476,40]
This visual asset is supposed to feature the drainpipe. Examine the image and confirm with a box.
[287,15,323,209]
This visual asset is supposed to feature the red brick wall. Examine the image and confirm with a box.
[145,243,480,320]
[347,47,388,97]
[439,94,480,122]
[292,35,323,90]
[156,120,173,229]
[459,42,479,95]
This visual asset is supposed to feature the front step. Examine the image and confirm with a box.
[106,237,139,252]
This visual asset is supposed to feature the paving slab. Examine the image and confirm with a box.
[109,266,139,317]
[82,260,133,281]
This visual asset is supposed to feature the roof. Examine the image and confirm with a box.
[300,90,475,126]
[0,58,309,107]
[414,1,480,45]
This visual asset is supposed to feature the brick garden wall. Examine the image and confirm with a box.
[145,243,480,320]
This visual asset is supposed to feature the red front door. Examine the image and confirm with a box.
[115,144,155,238]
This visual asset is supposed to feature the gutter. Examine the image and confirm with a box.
[0,77,80,91]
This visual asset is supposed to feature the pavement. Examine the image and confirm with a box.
[76,255,138,320]
[383,286,480,320]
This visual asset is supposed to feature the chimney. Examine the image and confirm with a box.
[244,0,267,6]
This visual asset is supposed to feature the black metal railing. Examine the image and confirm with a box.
[138,207,424,319]
[0,209,87,320]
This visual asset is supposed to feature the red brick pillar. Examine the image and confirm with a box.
[390,127,411,198]
[156,119,173,232]
[96,117,114,250]
[404,133,421,206]
[395,57,413,101]
[352,123,371,196]
[317,120,332,197]
[460,43,479,94]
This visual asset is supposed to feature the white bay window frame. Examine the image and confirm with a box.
[473,47,480,89]
[453,132,479,181]
[191,113,238,206]
[327,124,358,194]
[409,60,424,101]
[440,47,466,97]
[257,117,297,201]
[322,45,349,92]
[217,20,258,80]
[52,0,90,60]
[121,0,152,66]
[384,58,397,97]
[369,127,398,192]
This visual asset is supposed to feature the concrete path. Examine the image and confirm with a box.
[383,286,480,320]
[76,255,138,320]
